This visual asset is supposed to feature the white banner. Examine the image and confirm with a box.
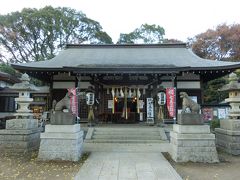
[147,98,154,123]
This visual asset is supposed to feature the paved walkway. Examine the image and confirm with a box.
[75,151,182,180]
[83,142,171,153]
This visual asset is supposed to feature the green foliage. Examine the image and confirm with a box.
[203,77,228,104]
[117,24,165,44]
[0,63,17,75]
[0,6,112,63]
[30,78,44,86]
[209,119,220,130]
[0,63,45,86]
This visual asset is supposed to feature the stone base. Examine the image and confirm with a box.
[6,119,38,130]
[38,124,83,161]
[220,119,240,131]
[50,112,75,125]
[0,119,40,154]
[215,127,240,155]
[170,124,219,163]
[178,114,203,125]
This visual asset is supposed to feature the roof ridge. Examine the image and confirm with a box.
[65,43,187,49]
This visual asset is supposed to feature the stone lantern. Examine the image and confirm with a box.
[223,73,240,119]
[10,73,38,118]
[215,72,240,155]
[0,73,40,154]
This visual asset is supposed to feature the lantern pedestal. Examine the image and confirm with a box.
[215,73,240,155]
[0,119,40,154]
[215,119,240,155]
[0,73,40,155]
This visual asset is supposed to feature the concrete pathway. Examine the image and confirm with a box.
[75,151,182,180]
[83,142,171,153]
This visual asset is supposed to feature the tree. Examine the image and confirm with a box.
[189,24,240,104]
[0,63,17,76]
[189,24,240,61]
[117,24,165,44]
[0,6,112,63]
[203,78,228,104]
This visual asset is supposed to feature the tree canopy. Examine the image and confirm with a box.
[117,24,165,44]
[189,24,240,61]
[0,63,17,76]
[0,6,112,63]
[189,24,240,104]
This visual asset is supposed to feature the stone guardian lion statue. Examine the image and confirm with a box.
[180,92,200,114]
[53,91,73,112]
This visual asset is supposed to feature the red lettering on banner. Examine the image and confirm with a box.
[166,87,176,118]
[68,88,78,116]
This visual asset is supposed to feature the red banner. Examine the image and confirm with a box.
[166,87,176,118]
[68,88,78,116]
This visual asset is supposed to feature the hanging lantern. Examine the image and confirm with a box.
[86,92,95,105]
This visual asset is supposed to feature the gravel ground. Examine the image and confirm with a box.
[163,150,240,180]
[0,151,89,180]
[1,148,240,180]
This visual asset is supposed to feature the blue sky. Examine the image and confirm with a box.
[0,0,239,43]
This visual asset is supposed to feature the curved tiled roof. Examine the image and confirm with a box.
[12,43,240,72]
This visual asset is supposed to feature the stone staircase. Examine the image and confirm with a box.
[84,126,167,143]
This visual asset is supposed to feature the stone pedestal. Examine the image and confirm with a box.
[178,114,203,125]
[38,124,83,161]
[50,111,76,125]
[0,119,40,154]
[215,119,240,155]
[170,124,219,163]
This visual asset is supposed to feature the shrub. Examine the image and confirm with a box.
[210,119,220,130]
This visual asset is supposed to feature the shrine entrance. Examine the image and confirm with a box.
[113,97,138,123]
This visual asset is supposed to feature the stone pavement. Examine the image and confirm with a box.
[83,142,171,153]
[75,146,182,180]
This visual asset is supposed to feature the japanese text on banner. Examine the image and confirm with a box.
[68,88,78,116]
[166,87,176,118]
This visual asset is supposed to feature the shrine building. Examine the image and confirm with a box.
[12,43,240,123]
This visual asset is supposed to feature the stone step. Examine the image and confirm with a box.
[93,131,160,135]
[94,127,159,132]
[92,135,162,140]
[85,127,167,143]
[84,139,165,143]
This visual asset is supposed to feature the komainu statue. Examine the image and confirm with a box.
[180,92,200,114]
[53,92,72,111]
[51,91,75,125]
